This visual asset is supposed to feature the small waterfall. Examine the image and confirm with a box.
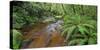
[45,20,64,34]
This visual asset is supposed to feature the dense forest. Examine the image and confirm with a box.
[10,1,97,49]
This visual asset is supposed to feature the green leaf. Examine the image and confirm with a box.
[82,24,94,29]
[12,29,23,49]
[78,25,89,35]
[66,26,76,40]
[61,27,69,36]
[88,37,97,44]
[68,38,87,45]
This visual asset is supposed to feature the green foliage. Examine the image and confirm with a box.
[12,2,97,29]
[12,29,23,49]
[68,38,87,45]
[62,15,97,45]
[11,1,97,48]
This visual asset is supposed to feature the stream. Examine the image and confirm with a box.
[21,20,64,48]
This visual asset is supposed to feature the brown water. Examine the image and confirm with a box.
[21,22,65,48]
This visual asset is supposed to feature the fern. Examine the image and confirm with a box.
[62,15,97,45]
[12,29,23,49]
[68,38,87,45]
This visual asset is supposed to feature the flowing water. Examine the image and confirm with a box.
[21,20,64,48]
